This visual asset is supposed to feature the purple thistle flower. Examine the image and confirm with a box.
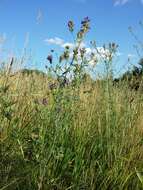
[84,16,90,22]
[81,17,90,25]
[47,54,53,64]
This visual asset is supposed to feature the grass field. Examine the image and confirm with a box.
[0,67,143,190]
[1,17,143,190]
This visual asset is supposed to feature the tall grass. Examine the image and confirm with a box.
[0,18,143,190]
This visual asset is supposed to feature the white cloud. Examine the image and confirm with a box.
[45,37,64,46]
[114,0,143,6]
[61,42,75,49]
[44,37,121,66]
[45,37,86,49]
[62,42,86,49]
[114,0,130,6]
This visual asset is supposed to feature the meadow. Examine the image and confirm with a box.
[0,18,143,190]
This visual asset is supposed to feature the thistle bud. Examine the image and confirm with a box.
[47,54,53,64]
[68,20,74,32]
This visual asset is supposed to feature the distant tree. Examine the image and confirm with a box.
[114,57,143,90]
[138,58,143,68]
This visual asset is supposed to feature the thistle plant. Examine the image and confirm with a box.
[46,17,92,89]
[1,18,143,190]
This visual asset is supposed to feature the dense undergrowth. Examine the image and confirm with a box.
[0,18,143,190]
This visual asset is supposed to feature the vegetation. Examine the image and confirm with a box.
[114,58,143,91]
[0,18,143,190]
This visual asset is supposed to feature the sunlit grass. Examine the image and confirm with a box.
[1,17,143,190]
[0,70,143,190]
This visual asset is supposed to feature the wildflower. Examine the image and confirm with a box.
[81,17,90,33]
[108,42,118,54]
[84,16,90,22]
[65,45,70,50]
[10,57,14,67]
[90,52,95,59]
[90,40,96,47]
[81,16,90,25]
[48,82,57,90]
[68,20,74,32]
[42,98,48,106]
[80,48,86,58]
[59,77,69,88]
[77,31,84,39]
[112,43,116,49]
[34,98,48,106]
[103,44,106,50]
[59,55,64,63]
[73,48,78,55]
[73,48,79,60]
[47,54,53,64]
[63,51,70,60]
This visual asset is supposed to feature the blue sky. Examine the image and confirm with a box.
[0,0,143,76]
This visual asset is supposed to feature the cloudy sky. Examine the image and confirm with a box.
[0,0,142,75]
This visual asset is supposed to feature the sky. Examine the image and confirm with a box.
[0,0,143,76]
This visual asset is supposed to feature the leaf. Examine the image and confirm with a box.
[135,168,143,186]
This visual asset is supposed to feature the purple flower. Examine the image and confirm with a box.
[47,54,53,64]
[42,98,48,106]
[48,82,57,90]
[81,17,90,25]
[84,16,90,22]
[34,98,48,106]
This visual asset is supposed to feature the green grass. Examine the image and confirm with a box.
[0,71,143,190]
[1,17,143,190]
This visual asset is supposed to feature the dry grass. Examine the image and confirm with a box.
[0,70,143,190]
